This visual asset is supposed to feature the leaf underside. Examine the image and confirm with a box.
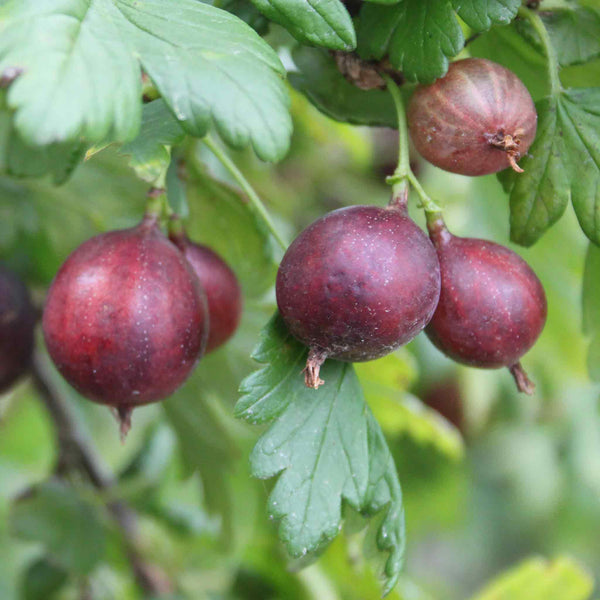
[235,314,405,596]
[0,0,291,162]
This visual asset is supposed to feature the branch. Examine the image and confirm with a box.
[31,350,173,597]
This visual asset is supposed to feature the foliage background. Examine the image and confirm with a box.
[0,0,599,599]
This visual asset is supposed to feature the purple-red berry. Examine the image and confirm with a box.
[408,58,537,176]
[276,204,441,388]
[0,265,36,393]
[42,215,208,434]
[169,229,242,353]
[425,216,547,393]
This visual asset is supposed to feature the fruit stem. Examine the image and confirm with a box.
[381,74,443,216]
[117,407,133,442]
[509,362,536,395]
[202,135,288,251]
[167,214,187,243]
[145,187,169,220]
[381,74,411,182]
[518,6,562,96]
[425,212,452,246]
[304,348,327,389]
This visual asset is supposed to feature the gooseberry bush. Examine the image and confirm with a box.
[1,1,600,599]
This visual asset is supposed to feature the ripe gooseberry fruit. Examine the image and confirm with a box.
[42,214,208,436]
[425,216,547,393]
[169,224,242,353]
[0,265,36,393]
[408,58,537,176]
[276,203,441,388]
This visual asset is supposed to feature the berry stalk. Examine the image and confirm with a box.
[518,6,562,96]
[381,74,442,218]
[202,135,288,251]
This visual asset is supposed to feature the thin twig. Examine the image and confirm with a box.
[31,350,173,596]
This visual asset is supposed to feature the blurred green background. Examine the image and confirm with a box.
[0,84,598,600]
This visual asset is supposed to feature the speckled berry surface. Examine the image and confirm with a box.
[426,218,547,369]
[42,216,208,408]
[408,58,537,176]
[0,265,36,393]
[276,204,441,362]
[170,233,242,353]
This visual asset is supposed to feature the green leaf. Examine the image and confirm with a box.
[500,89,600,246]
[0,95,83,184]
[451,0,519,32]
[583,243,600,382]
[117,0,292,162]
[355,355,464,461]
[21,558,68,600]
[498,97,568,246]
[0,0,291,162]
[356,0,520,82]
[235,314,405,596]
[11,480,107,574]
[0,0,142,146]
[289,46,397,127]
[249,0,356,50]
[185,160,277,298]
[119,99,185,185]
[356,0,463,83]
[517,7,600,67]
[557,89,600,245]
[471,556,594,600]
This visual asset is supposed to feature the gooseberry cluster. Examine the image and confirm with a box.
[41,213,241,435]
[276,58,546,393]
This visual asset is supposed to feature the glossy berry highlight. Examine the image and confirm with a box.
[276,203,441,388]
[169,227,242,353]
[42,215,208,435]
[425,216,547,393]
[408,58,537,176]
[0,265,36,393]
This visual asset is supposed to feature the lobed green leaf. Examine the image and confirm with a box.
[500,89,600,246]
[236,314,405,596]
[451,0,519,32]
[249,0,356,50]
[356,0,463,83]
[0,0,291,162]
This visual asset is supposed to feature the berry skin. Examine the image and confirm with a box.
[169,228,242,353]
[425,216,547,393]
[42,215,208,433]
[276,204,441,388]
[408,58,537,176]
[0,265,36,393]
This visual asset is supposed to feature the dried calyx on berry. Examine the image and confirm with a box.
[425,215,547,394]
[408,58,537,176]
[276,197,441,388]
